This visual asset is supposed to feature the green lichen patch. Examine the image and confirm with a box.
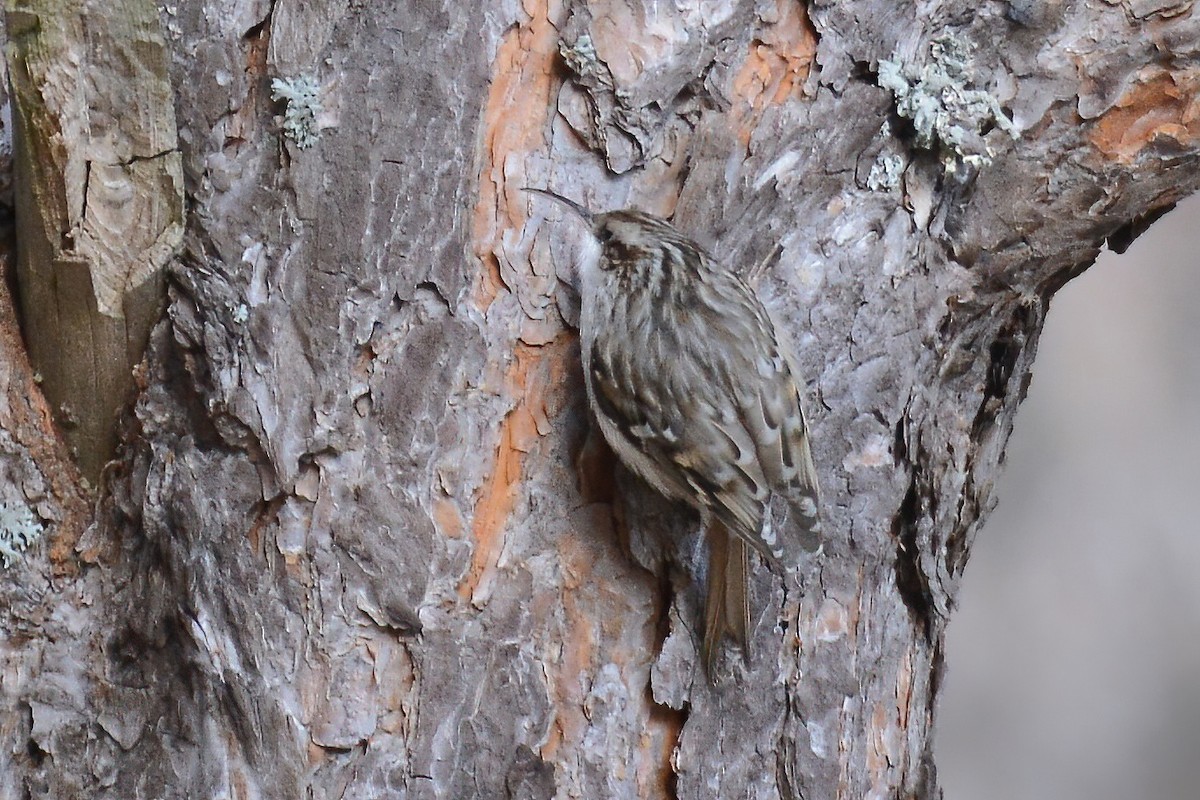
[879,36,1019,175]
[0,501,43,569]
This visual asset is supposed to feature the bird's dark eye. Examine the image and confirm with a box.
[597,226,614,243]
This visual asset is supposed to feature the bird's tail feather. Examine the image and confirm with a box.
[703,523,750,679]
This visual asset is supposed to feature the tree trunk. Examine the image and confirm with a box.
[2,2,1198,798]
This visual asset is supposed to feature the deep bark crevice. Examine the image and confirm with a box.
[893,467,935,643]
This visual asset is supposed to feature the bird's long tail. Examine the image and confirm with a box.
[702,522,751,678]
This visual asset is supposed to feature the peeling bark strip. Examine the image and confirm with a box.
[2,1,1200,799]
[5,0,183,483]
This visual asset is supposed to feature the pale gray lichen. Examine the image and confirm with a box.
[559,33,615,91]
[868,153,905,191]
[878,35,1019,175]
[0,501,43,569]
[271,75,323,150]
[560,33,598,76]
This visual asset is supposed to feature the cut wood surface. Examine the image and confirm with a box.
[5,0,183,483]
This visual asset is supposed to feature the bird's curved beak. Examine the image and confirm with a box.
[522,187,594,224]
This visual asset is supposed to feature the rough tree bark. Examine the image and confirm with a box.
[1,1,1198,798]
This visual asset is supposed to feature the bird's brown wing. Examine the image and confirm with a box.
[587,272,821,568]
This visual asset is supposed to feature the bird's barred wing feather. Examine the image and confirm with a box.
[587,262,820,567]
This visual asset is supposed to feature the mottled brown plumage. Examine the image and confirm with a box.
[528,190,822,678]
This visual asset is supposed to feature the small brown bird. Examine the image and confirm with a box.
[527,189,822,677]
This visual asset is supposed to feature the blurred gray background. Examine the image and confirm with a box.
[937,194,1200,798]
